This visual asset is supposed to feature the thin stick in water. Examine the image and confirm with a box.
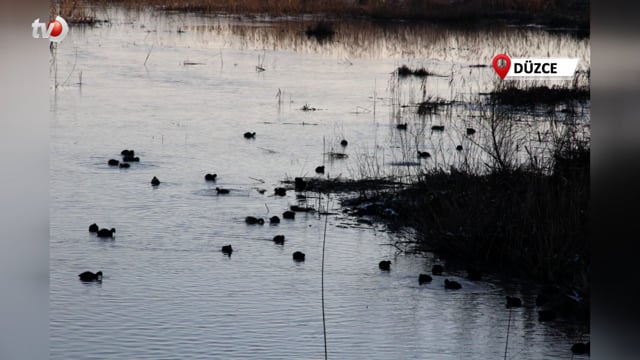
[144,45,153,67]
[60,47,79,88]
[323,136,326,168]
[373,79,376,119]
[504,307,512,360]
[321,194,330,360]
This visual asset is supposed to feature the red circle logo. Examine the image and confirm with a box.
[47,20,63,37]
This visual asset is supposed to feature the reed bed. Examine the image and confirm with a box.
[489,84,590,107]
[307,77,590,320]
[52,0,102,24]
[62,0,588,27]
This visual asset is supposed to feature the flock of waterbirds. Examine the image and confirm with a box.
[79,131,323,283]
[394,123,477,156]
[77,129,589,356]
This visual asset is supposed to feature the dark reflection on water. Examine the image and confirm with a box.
[181,17,590,66]
[51,8,589,359]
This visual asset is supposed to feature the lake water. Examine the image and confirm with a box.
[50,8,590,359]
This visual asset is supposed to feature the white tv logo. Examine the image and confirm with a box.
[32,16,69,42]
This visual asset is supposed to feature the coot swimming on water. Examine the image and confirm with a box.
[378,260,391,271]
[96,228,115,238]
[78,271,102,282]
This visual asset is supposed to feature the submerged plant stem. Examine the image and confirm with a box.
[321,195,330,360]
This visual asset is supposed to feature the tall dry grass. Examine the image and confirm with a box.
[57,0,589,26]
[340,77,590,314]
[52,0,101,24]
[374,104,587,303]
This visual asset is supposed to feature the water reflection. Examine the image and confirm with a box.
[90,8,589,66]
[51,8,589,360]
[184,18,590,66]
[104,9,589,178]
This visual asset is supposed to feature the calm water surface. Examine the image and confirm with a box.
[50,8,589,359]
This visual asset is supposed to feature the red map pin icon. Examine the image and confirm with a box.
[492,53,511,80]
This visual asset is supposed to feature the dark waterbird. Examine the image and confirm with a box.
[204,173,217,181]
[270,216,280,224]
[221,244,233,256]
[431,125,445,131]
[466,128,476,135]
[417,151,431,159]
[432,264,444,275]
[294,177,307,191]
[274,187,287,196]
[245,216,264,225]
[340,139,348,147]
[571,342,590,355]
[378,260,391,271]
[538,310,556,321]
[123,155,140,162]
[315,165,325,174]
[243,132,256,139]
[96,228,115,238]
[419,274,432,284]
[119,163,130,168]
[121,149,134,157]
[396,123,407,130]
[215,187,230,194]
[88,223,99,233]
[283,211,295,219]
[273,235,285,245]
[444,279,462,290]
[151,176,160,186]
[456,145,463,151]
[293,251,305,262]
[108,159,119,166]
[78,271,102,282]
[506,296,522,308]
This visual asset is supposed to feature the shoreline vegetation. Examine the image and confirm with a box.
[292,136,589,322]
[288,80,590,322]
[57,0,589,29]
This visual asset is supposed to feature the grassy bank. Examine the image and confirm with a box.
[298,118,589,294]
[294,79,590,320]
[489,84,590,107]
[396,150,587,287]
[59,0,589,28]
[334,135,589,321]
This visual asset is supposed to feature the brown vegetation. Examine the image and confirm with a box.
[337,125,589,319]
[489,84,590,107]
[58,0,589,27]
[297,80,590,319]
